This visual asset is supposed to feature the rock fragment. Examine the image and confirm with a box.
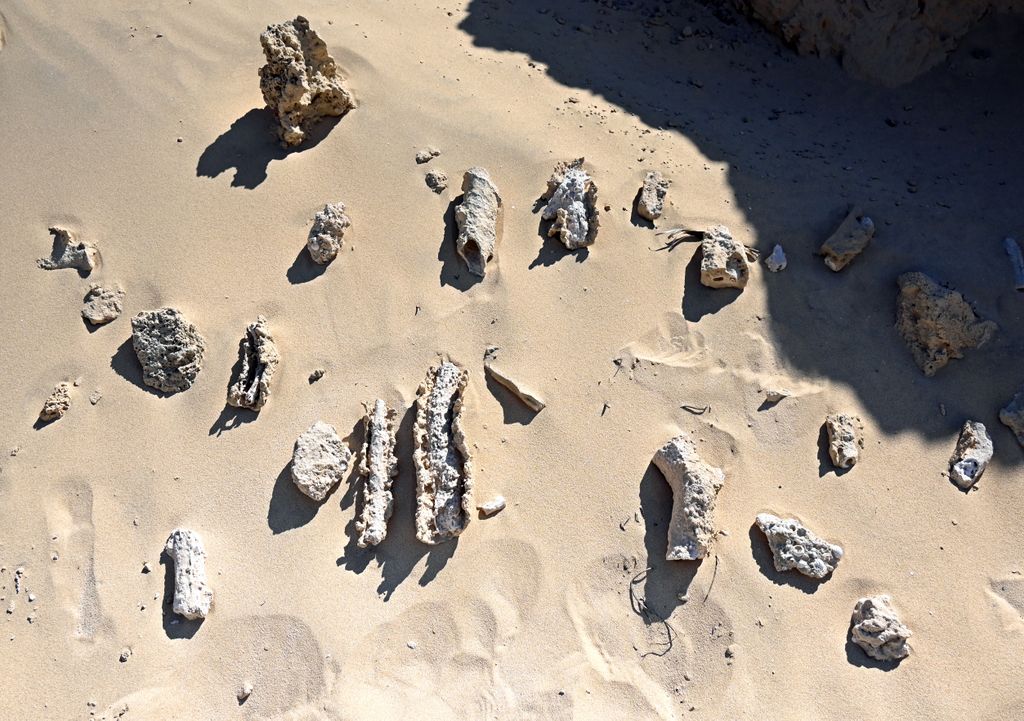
[164,529,212,620]
[291,421,351,502]
[478,495,506,517]
[89,389,102,405]
[948,421,992,490]
[455,167,501,277]
[308,368,325,383]
[700,225,756,289]
[541,158,599,249]
[237,682,253,703]
[259,16,355,147]
[764,244,787,272]
[307,202,350,265]
[652,433,725,561]
[413,360,474,544]
[40,382,72,421]
[1004,237,1024,291]
[825,413,863,469]
[425,170,448,194]
[762,388,790,403]
[819,207,874,271]
[999,387,1024,448]
[896,272,996,376]
[850,596,911,663]
[637,170,669,221]
[754,513,843,579]
[131,308,206,393]
[37,226,99,274]
[415,147,440,164]
[355,400,398,548]
[81,284,125,325]
[484,363,545,412]
[226,315,279,411]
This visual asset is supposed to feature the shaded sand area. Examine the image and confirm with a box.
[1,1,1022,718]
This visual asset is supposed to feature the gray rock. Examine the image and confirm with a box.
[164,529,212,620]
[764,244,787,272]
[415,147,440,164]
[226,315,279,411]
[454,167,500,276]
[40,382,71,421]
[948,421,992,489]
[37,226,99,274]
[355,400,398,548]
[307,202,350,265]
[131,308,205,393]
[701,226,756,289]
[1000,387,1024,448]
[291,421,351,502]
[652,433,725,561]
[850,595,911,662]
[637,170,669,221]
[819,207,874,271]
[825,413,863,468]
[541,158,599,249]
[81,284,125,325]
[755,513,843,579]
[425,169,448,194]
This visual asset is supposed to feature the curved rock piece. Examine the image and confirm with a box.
[259,16,355,147]
[131,308,206,393]
[37,226,99,274]
[755,513,843,579]
[825,413,863,468]
[701,225,756,289]
[82,284,125,325]
[227,315,279,411]
[896,272,996,376]
[455,167,501,277]
[413,360,474,544]
[355,400,398,548]
[850,595,911,662]
[291,420,351,502]
[542,158,599,249]
[652,433,725,561]
[949,420,992,490]
[999,387,1024,448]
[164,529,212,620]
[637,170,669,221]
[819,207,874,271]
[307,202,350,265]
[40,382,72,421]
[484,363,545,412]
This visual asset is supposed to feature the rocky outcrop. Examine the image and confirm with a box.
[948,421,992,490]
[131,308,206,393]
[701,226,756,289]
[291,421,351,502]
[37,226,99,274]
[355,400,398,548]
[819,207,874,272]
[40,382,72,421]
[651,433,725,561]
[542,158,599,250]
[850,595,911,662]
[81,284,125,325]
[755,513,843,579]
[637,171,669,221]
[455,167,501,277]
[825,413,863,469]
[164,529,213,620]
[227,316,279,411]
[307,203,350,265]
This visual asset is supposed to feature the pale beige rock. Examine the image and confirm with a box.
[425,170,448,194]
[484,363,545,412]
[164,529,212,620]
[652,433,725,561]
[825,413,863,468]
[478,496,506,517]
[81,284,125,325]
[948,421,992,489]
[701,226,756,289]
[637,170,669,221]
[40,382,71,421]
[755,513,843,579]
[307,203,350,265]
[355,400,398,548]
[819,207,874,271]
[455,167,501,277]
[37,226,99,274]
[131,308,206,394]
[291,421,351,501]
[850,595,911,662]
[226,316,279,411]
[542,158,599,249]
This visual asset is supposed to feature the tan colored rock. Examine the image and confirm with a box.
[850,595,911,662]
[637,170,669,221]
[542,158,599,249]
[948,421,992,490]
[227,316,279,411]
[307,203,350,265]
[700,225,756,289]
[484,363,545,412]
[825,413,863,468]
[164,529,213,620]
[819,207,874,271]
[40,382,71,421]
[291,421,351,501]
[355,400,398,548]
[652,433,725,561]
[455,167,501,277]
[37,226,99,274]
[81,284,125,325]
[999,387,1024,448]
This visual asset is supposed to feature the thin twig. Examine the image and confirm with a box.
[681,404,710,415]
[702,554,720,604]
[628,568,677,658]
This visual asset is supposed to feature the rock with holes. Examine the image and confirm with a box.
[850,595,911,662]
[37,226,99,274]
[291,420,351,501]
[259,16,355,147]
[948,420,992,490]
[356,400,398,548]
[425,170,448,193]
[637,170,669,221]
[307,202,350,265]
[455,167,501,277]
[701,225,755,289]
[227,315,279,411]
[652,433,725,561]
[825,413,863,468]
[81,284,125,325]
[40,382,72,421]
[414,360,474,544]
[755,513,843,579]
[542,158,599,249]
[131,308,206,393]
[164,529,213,620]
[1000,387,1024,448]
[819,207,874,271]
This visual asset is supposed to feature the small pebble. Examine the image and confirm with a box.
[120,647,132,662]
[308,369,325,384]
[237,681,253,702]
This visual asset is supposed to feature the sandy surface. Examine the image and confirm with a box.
[1,1,1022,719]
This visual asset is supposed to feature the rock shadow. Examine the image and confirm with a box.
[484,371,540,425]
[287,245,329,284]
[439,195,483,291]
[110,337,170,397]
[681,247,740,322]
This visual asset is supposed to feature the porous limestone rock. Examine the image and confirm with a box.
[999,387,1024,448]
[850,595,911,662]
[542,158,599,250]
[413,360,474,544]
[131,308,206,393]
[764,244,787,272]
[484,363,545,412]
[227,315,279,411]
[700,225,756,289]
[896,272,996,376]
[825,413,863,468]
[819,207,874,271]
[455,167,501,277]
[37,226,99,274]
[425,170,448,193]
[164,529,212,620]
[652,433,725,561]
[291,420,351,502]
[637,170,669,221]
[307,202,350,265]
[755,513,843,579]
[259,16,355,147]
[40,382,71,421]
[355,400,398,548]
[948,421,992,490]
[81,284,125,325]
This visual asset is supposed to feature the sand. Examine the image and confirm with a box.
[1,1,1022,719]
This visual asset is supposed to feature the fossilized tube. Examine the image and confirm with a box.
[651,433,724,561]
[164,529,213,620]
[455,167,501,277]
[227,315,280,411]
[356,399,398,548]
[413,360,474,544]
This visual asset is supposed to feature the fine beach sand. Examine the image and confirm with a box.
[1,1,1022,719]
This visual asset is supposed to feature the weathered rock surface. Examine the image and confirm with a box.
[164,529,212,620]
[484,363,545,412]
[414,361,474,544]
[764,244,787,272]
[478,495,506,517]
[81,284,125,325]
[37,226,99,274]
[652,433,725,561]
[131,308,206,393]
[227,315,279,411]
[948,421,992,490]
[850,595,911,662]
[259,16,355,147]
[755,513,843,579]
[819,207,874,271]
[40,382,71,421]
[291,420,351,502]
[425,170,448,193]
[701,225,755,289]
[825,413,863,468]
[637,170,669,221]
[896,272,996,376]
[415,147,440,164]
[455,167,501,277]
[355,400,398,548]
[999,387,1024,448]
[307,202,350,265]
[542,158,599,249]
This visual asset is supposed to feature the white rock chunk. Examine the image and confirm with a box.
[825,413,863,469]
[850,595,911,662]
[455,167,501,277]
[307,202,350,265]
[477,496,506,517]
[164,529,212,620]
[652,433,725,561]
[82,284,125,325]
[755,513,843,579]
[291,421,351,501]
[542,158,599,249]
[484,363,545,412]
[637,170,669,221]
[37,226,99,274]
[355,400,398,548]
[226,315,280,411]
[948,421,992,490]
[764,244,787,272]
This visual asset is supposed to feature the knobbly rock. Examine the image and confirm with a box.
[37,226,99,274]
[764,244,787,272]
[999,387,1024,448]
[307,202,350,265]
[259,16,355,147]
[542,158,599,249]
[637,170,669,221]
[478,495,506,517]
[825,413,863,468]
[308,368,325,383]
[355,400,398,548]
[291,421,351,502]
[850,595,911,662]
[948,421,992,489]
[425,169,448,194]
[755,513,843,579]
[164,529,212,620]
[39,382,71,421]
[226,315,279,411]
[415,147,440,164]
[81,284,125,325]
[819,207,874,271]
[896,272,996,376]
[484,363,545,412]
[652,433,725,561]
[455,167,501,277]
[701,226,756,289]
[413,360,474,544]
[131,308,206,393]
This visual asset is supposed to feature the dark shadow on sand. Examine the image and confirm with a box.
[110,337,170,397]
[287,246,328,284]
[484,371,540,425]
[439,195,483,291]
[681,248,740,322]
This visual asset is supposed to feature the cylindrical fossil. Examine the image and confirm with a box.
[355,399,398,548]
[164,529,213,620]
[651,433,724,561]
[227,315,280,411]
